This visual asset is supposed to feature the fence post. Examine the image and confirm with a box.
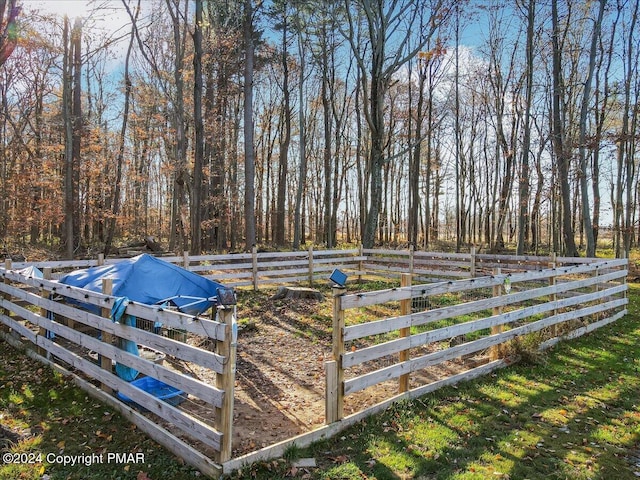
[490,268,502,361]
[1,259,10,333]
[470,246,476,278]
[100,278,114,393]
[325,360,338,424]
[409,245,415,277]
[38,268,52,358]
[357,243,364,283]
[98,253,105,266]
[183,251,189,269]
[549,252,557,338]
[327,286,346,423]
[215,304,237,463]
[399,273,412,393]
[252,246,258,291]
[308,244,314,287]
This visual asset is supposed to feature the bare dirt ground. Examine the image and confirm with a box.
[221,288,486,457]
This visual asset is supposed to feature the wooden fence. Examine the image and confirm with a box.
[0,249,629,476]
[7,246,601,289]
[0,260,235,477]
[325,258,628,422]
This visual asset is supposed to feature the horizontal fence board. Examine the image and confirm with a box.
[1,298,224,407]
[36,336,223,451]
[313,256,367,265]
[190,264,251,273]
[540,309,626,350]
[0,312,37,343]
[341,261,627,309]
[0,272,228,340]
[207,271,253,280]
[362,249,411,257]
[255,251,309,260]
[0,284,226,373]
[344,297,627,394]
[313,248,361,257]
[0,329,222,478]
[413,259,471,269]
[343,269,627,341]
[256,275,310,286]
[188,253,253,262]
[256,259,310,269]
[410,269,469,278]
[342,284,627,368]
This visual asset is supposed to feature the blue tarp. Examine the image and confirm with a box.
[58,254,225,315]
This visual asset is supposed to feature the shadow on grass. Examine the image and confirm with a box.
[229,296,640,479]
[0,340,199,480]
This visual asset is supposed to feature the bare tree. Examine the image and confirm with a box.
[343,0,447,248]
[0,0,20,66]
[244,0,257,251]
[577,0,606,258]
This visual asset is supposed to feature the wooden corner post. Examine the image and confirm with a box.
[327,286,346,424]
[38,268,52,358]
[490,268,502,361]
[399,273,412,393]
[1,259,10,333]
[100,278,114,393]
[251,246,258,291]
[215,305,237,463]
[470,246,477,277]
[549,252,558,338]
[308,244,314,287]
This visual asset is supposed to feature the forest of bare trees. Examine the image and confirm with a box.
[0,0,638,258]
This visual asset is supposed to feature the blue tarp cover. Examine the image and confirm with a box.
[58,254,225,315]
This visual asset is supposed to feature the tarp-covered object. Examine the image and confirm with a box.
[58,254,225,315]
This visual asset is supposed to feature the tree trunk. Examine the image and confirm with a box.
[243,0,256,250]
[190,0,204,254]
[577,0,606,258]
[105,2,138,257]
[551,0,578,256]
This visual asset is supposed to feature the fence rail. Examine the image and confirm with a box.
[0,260,236,477]
[6,246,604,289]
[326,258,628,422]
[0,249,629,477]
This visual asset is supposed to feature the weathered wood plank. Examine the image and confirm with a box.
[0,296,225,406]
[0,312,36,342]
[222,358,507,476]
[341,261,626,309]
[36,335,223,451]
[0,329,222,477]
[0,271,227,340]
[342,284,627,368]
[344,297,628,394]
[344,269,626,341]
[0,287,226,373]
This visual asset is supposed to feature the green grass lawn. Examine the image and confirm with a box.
[0,345,200,480]
[2,284,640,479]
[229,285,640,480]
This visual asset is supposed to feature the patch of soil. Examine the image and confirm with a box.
[215,292,487,457]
